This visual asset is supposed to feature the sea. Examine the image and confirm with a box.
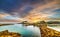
[0,24,41,37]
[48,24,60,32]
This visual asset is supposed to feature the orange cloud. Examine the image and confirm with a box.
[0,14,9,18]
[24,0,58,22]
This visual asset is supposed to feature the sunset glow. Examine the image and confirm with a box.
[0,0,60,23]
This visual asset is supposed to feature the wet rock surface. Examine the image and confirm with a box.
[40,25,60,37]
[0,30,21,37]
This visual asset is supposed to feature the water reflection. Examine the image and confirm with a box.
[0,24,41,37]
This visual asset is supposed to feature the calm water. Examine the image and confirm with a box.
[0,24,41,37]
[48,24,60,27]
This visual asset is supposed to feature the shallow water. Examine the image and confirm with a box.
[0,24,41,37]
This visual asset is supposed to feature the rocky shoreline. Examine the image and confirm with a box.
[40,25,60,37]
[0,30,21,37]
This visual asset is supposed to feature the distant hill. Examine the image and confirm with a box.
[47,21,60,24]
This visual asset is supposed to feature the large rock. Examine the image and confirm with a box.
[0,30,22,37]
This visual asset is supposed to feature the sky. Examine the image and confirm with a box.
[0,0,60,22]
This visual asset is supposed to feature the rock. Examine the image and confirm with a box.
[0,30,22,37]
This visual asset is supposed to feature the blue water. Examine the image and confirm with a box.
[0,24,40,37]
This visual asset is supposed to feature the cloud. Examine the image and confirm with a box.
[22,0,60,22]
[49,8,60,18]
[24,1,57,18]
[0,0,56,17]
[0,12,19,20]
[0,0,59,22]
[0,12,10,19]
